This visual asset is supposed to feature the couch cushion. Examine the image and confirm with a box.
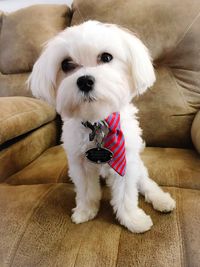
[0,121,58,182]
[141,147,200,190]
[4,145,200,190]
[72,0,200,148]
[191,111,200,154]
[0,183,199,267]
[0,4,71,74]
[6,145,69,185]
[0,97,56,146]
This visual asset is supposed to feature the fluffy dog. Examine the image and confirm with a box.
[29,20,175,233]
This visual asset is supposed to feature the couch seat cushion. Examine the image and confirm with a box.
[6,146,69,185]
[141,147,200,190]
[0,96,56,146]
[0,183,199,267]
[5,146,200,190]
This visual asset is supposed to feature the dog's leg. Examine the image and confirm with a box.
[138,160,176,212]
[107,159,153,233]
[69,159,101,224]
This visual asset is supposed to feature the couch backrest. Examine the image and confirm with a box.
[1,1,200,148]
[72,0,200,148]
[0,4,71,97]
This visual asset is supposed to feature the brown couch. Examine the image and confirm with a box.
[0,1,200,266]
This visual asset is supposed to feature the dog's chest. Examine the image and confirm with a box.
[62,105,143,173]
[62,119,96,156]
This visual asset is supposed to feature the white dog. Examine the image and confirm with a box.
[29,20,175,233]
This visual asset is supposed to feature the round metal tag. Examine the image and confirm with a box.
[86,147,113,164]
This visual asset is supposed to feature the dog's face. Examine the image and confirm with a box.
[29,20,155,121]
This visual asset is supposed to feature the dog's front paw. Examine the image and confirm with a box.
[71,206,99,224]
[118,208,153,233]
[146,192,176,213]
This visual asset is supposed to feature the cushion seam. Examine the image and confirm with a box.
[72,224,95,267]
[0,120,53,150]
[57,164,69,183]
[115,228,122,266]
[160,9,200,62]
[176,188,187,267]
[171,10,200,53]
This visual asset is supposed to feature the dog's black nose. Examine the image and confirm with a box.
[77,75,95,93]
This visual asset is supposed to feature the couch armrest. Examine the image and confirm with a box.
[191,111,200,153]
[0,96,56,146]
[0,97,59,181]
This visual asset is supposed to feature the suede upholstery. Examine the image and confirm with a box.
[141,147,200,190]
[0,96,56,145]
[4,145,200,190]
[0,72,31,97]
[0,121,58,182]
[1,183,200,267]
[6,145,69,185]
[0,2,200,267]
[0,5,71,74]
[0,4,71,97]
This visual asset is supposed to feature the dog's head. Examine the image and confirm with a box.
[29,20,155,121]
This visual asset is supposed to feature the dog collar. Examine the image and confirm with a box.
[82,112,126,176]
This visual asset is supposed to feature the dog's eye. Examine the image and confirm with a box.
[61,58,77,72]
[99,52,113,63]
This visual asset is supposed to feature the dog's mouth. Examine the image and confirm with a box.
[81,92,97,103]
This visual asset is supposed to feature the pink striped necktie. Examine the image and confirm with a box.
[103,112,126,176]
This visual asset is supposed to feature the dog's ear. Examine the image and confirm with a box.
[28,40,59,106]
[119,26,156,95]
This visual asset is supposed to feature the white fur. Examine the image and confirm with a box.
[29,20,175,233]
